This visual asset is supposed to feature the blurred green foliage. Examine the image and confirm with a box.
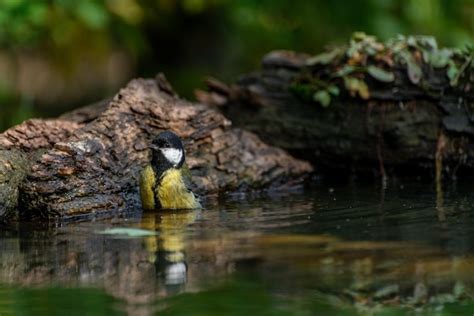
[0,0,472,131]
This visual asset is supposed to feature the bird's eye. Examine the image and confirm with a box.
[162,142,170,148]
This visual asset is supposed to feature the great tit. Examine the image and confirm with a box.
[139,131,201,210]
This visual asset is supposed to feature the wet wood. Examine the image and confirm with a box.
[0,76,311,221]
[198,50,474,177]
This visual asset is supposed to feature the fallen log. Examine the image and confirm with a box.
[198,34,473,178]
[0,76,311,222]
[0,119,81,220]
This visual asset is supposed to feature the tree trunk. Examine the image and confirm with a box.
[198,48,473,178]
[0,76,311,222]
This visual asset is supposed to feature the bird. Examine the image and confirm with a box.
[139,131,201,210]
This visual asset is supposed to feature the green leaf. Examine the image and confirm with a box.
[447,61,459,85]
[344,77,370,99]
[416,36,438,50]
[447,57,472,86]
[306,48,342,66]
[374,284,399,299]
[453,281,466,298]
[346,44,358,58]
[335,65,355,77]
[406,36,417,47]
[313,90,331,107]
[327,85,340,96]
[400,51,422,84]
[365,46,377,56]
[367,65,395,82]
[97,227,158,237]
[429,48,452,68]
[351,32,368,42]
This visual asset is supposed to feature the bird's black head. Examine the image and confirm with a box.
[151,131,186,171]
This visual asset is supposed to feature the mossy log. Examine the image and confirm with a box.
[0,76,311,222]
[198,36,473,178]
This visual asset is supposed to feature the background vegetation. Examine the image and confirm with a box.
[0,0,472,131]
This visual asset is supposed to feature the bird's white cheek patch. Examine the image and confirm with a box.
[161,148,183,166]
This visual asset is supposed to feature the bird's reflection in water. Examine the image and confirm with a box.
[141,209,200,295]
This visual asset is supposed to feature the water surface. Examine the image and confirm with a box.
[1,180,474,315]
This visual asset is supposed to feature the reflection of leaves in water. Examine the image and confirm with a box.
[208,233,474,311]
[156,277,474,316]
[97,227,157,237]
[157,279,354,316]
[3,186,474,314]
[0,287,124,316]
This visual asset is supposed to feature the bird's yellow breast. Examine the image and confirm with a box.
[139,165,200,210]
[139,165,156,210]
[157,168,201,210]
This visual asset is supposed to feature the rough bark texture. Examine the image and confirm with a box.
[198,50,473,177]
[0,119,82,220]
[0,150,27,220]
[0,119,82,151]
[0,77,311,222]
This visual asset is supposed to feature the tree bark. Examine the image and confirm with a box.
[0,119,81,220]
[0,76,311,222]
[198,50,473,178]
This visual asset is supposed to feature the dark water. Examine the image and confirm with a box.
[1,180,474,315]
